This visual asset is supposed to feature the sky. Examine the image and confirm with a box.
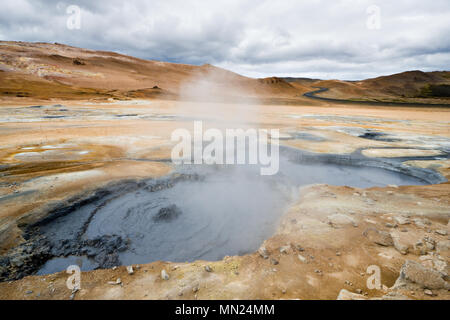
[1,0,449,80]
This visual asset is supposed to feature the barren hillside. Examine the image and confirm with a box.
[0,41,306,102]
[310,71,450,104]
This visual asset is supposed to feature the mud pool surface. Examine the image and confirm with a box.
[28,149,438,278]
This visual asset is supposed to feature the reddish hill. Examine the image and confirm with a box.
[313,71,450,103]
[0,41,306,101]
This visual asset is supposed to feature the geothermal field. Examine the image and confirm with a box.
[0,41,449,301]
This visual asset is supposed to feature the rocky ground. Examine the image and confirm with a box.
[0,183,448,300]
[0,98,449,300]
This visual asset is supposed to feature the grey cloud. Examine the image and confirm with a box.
[0,0,449,79]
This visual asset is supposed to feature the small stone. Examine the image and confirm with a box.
[282,289,286,294]
[270,258,279,265]
[258,247,269,259]
[108,278,121,285]
[423,237,435,250]
[385,223,397,228]
[204,265,212,272]
[112,266,117,270]
[424,289,434,296]
[161,269,169,280]
[279,245,290,254]
[356,289,363,294]
[394,216,411,225]
[413,218,431,228]
[192,286,199,293]
[126,266,134,275]
[337,289,367,300]
[363,228,393,247]
[391,232,409,255]
[298,254,307,263]
[413,241,429,256]
[435,230,448,236]
[25,290,33,295]
[336,251,341,256]
[295,245,305,252]
[345,280,353,286]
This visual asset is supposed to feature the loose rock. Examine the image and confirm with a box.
[393,260,448,290]
[390,231,410,255]
[385,223,397,228]
[161,269,169,280]
[337,289,367,300]
[279,245,290,254]
[126,266,134,275]
[435,229,448,236]
[258,247,269,259]
[394,216,411,225]
[363,228,393,247]
[413,218,431,229]
[424,289,434,296]
[108,278,122,285]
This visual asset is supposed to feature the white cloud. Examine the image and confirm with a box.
[1,0,449,79]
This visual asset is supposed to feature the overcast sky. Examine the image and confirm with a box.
[1,0,449,80]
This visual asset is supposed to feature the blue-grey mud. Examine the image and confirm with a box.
[1,146,445,281]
